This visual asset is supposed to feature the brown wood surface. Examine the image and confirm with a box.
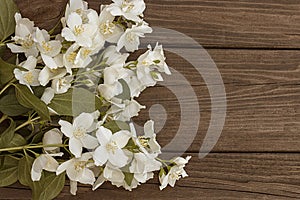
[2,0,300,199]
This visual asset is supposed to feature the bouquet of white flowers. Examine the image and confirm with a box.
[0,0,190,199]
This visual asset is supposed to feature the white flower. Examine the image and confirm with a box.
[159,156,191,190]
[51,76,73,94]
[62,12,97,47]
[56,153,95,195]
[93,163,125,190]
[129,153,161,174]
[63,0,89,26]
[136,44,171,87]
[103,46,129,68]
[31,153,62,181]
[93,126,131,167]
[123,69,145,98]
[131,121,161,155]
[98,61,129,100]
[41,87,55,105]
[98,7,124,43]
[108,99,145,122]
[39,66,67,86]
[106,0,146,22]
[14,56,41,88]
[117,22,152,52]
[42,128,63,153]
[97,47,130,100]
[7,13,39,57]
[63,44,95,74]
[34,28,62,58]
[58,113,99,158]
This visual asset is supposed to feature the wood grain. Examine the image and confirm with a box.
[3,0,300,199]
[2,153,300,199]
[14,0,300,49]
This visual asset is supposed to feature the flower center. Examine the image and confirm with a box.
[170,171,180,180]
[106,141,118,154]
[14,35,34,49]
[82,49,91,59]
[42,41,53,52]
[121,0,134,12]
[74,25,84,36]
[126,32,135,42]
[73,128,86,139]
[74,161,86,172]
[100,20,116,35]
[141,60,150,66]
[138,136,149,148]
[67,52,77,63]
[24,72,34,84]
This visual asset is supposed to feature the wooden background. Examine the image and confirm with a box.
[2,0,300,199]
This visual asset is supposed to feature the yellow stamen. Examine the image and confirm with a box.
[24,72,34,84]
[74,25,84,36]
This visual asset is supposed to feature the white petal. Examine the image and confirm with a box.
[111,130,131,148]
[144,120,155,137]
[73,113,94,130]
[69,137,83,158]
[70,180,77,195]
[31,156,44,181]
[96,127,112,146]
[56,159,72,175]
[109,149,128,168]
[62,27,76,42]
[80,134,99,149]
[43,156,59,172]
[41,87,55,105]
[78,168,95,185]
[22,56,37,70]
[43,128,62,152]
[93,146,108,166]
[92,174,105,190]
[58,120,74,138]
[67,12,82,29]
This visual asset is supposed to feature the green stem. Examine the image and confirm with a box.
[15,117,41,132]
[0,144,68,153]
[0,114,8,124]
[0,82,12,96]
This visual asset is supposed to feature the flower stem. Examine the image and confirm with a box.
[0,144,68,153]
[0,82,12,96]
[0,114,8,124]
[15,116,41,132]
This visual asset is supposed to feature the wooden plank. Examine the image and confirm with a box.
[135,83,300,152]
[2,153,300,199]
[127,49,300,152]
[14,0,300,49]
[162,49,300,86]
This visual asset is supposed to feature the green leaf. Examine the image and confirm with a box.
[123,172,134,186]
[14,84,50,121]
[8,134,26,149]
[0,57,17,87]
[0,117,15,147]
[159,167,166,177]
[103,120,130,133]
[0,87,29,116]
[18,155,66,200]
[18,155,34,187]
[0,46,5,58]
[115,79,131,100]
[49,87,102,116]
[0,0,18,42]
[32,172,65,200]
[0,156,18,187]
